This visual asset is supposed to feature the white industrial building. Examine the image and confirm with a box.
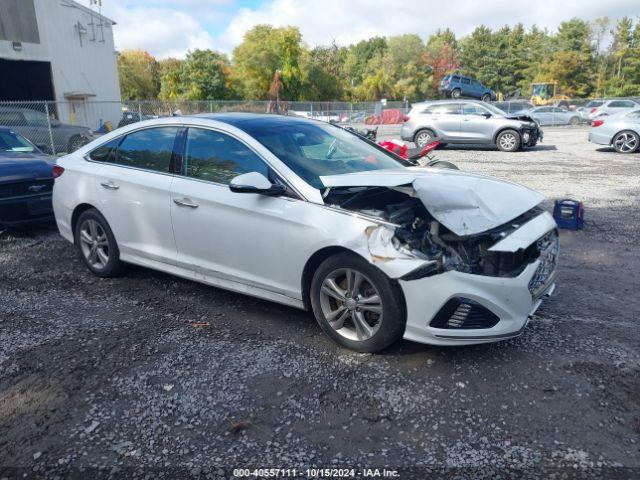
[0,0,121,130]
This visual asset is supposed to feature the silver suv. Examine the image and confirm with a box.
[401,100,543,152]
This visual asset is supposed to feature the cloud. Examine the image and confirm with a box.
[219,0,640,51]
[103,0,640,58]
[102,4,219,59]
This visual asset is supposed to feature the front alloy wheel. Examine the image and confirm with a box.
[310,253,406,352]
[496,129,521,152]
[319,268,382,341]
[612,131,639,153]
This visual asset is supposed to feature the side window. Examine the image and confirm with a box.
[183,128,270,184]
[462,103,484,115]
[117,127,178,173]
[0,111,25,126]
[452,75,461,82]
[608,101,633,108]
[437,103,461,115]
[22,110,50,127]
[421,106,436,114]
[88,136,121,163]
[461,77,471,85]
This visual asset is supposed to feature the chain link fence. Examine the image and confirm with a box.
[1,97,638,155]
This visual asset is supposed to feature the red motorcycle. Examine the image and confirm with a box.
[378,139,458,169]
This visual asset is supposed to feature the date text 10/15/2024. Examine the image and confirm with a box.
[232,468,400,478]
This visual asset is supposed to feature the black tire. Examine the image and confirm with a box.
[426,160,459,170]
[310,252,406,353]
[414,129,436,148]
[68,135,87,153]
[451,88,461,99]
[496,129,521,152]
[74,209,123,277]
[612,130,640,154]
[481,93,491,102]
[569,116,579,126]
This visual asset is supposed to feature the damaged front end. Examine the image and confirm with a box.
[505,114,543,146]
[326,185,549,282]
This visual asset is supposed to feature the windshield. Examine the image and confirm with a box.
[532,84,554,98]
[0,130,38,153]
[240,121,408,189]
[482,103,508,116]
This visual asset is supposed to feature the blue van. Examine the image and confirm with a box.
[440,74,496,102]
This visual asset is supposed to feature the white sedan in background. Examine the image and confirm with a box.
[589,109,640,153]
[52,114,558,352]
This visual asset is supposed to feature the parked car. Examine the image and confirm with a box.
[0,128,56,227]
[492,101,534,114]
[117,110,157,129]
[587,99,639,123]
[401,100,543,151]
[53,114,558,352]
[526,106,581,126]
[439,74,496,102]
[0,106,94,153]
[588,109,640,153]
[577,100,605,122]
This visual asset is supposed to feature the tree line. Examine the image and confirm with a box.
[118,17,640,102]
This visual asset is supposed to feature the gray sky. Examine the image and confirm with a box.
[101,0,640,58]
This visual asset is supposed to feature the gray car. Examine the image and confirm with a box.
[526,106,581,126]
[588,109,640,153]
[401,100,543,152]
[587,99,639,123]
[0,106,94,154]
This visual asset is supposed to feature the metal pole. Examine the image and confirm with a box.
[44,102,56,156]
[138,102,143,121]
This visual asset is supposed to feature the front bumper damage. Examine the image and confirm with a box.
[399,212,558,345]
[321,168,558,346]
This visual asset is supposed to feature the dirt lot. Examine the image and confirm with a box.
[1,127,639,479]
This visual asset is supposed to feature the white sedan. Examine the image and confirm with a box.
[52,114,558,352]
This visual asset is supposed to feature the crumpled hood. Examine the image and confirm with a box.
[320,167,544,236]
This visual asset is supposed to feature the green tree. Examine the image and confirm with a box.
[343,37,387,85]
[117,49,160,100]
[158,58,183,100]
[179,50,232,100]
[232,25,304,100]
[300,44,345,100]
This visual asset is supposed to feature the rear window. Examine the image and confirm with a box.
[586,101,603,108]
[452,75,461,82]
[0,130,37,153]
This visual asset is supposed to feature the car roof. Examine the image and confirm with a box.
[193,112,326,129]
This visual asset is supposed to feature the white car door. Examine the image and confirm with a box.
[170,126,307,299]
[93,126,179,265]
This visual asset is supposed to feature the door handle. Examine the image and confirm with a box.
[100,181,120,190]
[173,198,199,208]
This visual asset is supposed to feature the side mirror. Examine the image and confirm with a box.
[229,172,286,196]
[482,112,492,118]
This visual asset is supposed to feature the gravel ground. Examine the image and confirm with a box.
[1,127,639,479]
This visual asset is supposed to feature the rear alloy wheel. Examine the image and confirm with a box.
[74,209,123,277]
[68,135,87,153]
[612,131,639,154]
[414,129,434,148]
[496,129,521,152]
[569,116,579,126]
[451,88,461,99]
[310,253,405,352]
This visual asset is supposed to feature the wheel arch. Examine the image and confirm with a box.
[71,203,101,236]
[300,246,408,314]
[493,126,521,144]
